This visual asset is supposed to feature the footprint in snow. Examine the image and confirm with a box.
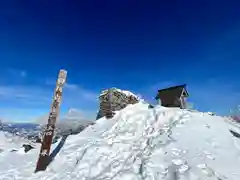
[203,151,215,160]
[204,124,210,129]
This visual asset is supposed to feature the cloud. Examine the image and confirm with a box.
[0,107,47,123]
[0,85,98,105]
[0,81,98,105]
[64,82,98,102]
[63,108,96,120]
[45,79,98,101]
[65,83,78,89]
[0,69,100,123]
[34,108,96,125]
[0,85,50,106]
[34,114,49,125]
[0,80,99,122]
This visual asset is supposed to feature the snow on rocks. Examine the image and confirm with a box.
[99,88,140,100]
[96,88,140,120]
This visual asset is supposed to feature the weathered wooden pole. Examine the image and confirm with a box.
[35,69,67,173]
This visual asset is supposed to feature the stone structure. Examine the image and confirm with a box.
[96,88,139,120]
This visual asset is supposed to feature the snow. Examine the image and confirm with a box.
[0,102,240,180]
[0,131,32,151]
[99,88,140,100]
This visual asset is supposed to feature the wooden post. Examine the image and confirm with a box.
[35,70,67,173]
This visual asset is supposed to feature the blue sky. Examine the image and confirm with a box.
[0,0,239,122]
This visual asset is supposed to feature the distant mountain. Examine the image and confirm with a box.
[1,118,94,144]
[35,108,96,125]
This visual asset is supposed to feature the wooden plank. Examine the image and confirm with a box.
[35,70,67,173]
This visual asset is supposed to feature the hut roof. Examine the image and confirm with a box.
[155,84,189,100]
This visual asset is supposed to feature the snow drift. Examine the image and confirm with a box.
[0,102,240,180]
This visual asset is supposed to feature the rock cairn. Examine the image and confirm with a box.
[96,88,139,120]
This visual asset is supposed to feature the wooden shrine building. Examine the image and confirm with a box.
[155,84,189,109]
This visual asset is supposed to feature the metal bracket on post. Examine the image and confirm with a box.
[35,69,67,173]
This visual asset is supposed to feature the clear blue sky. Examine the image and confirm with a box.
[0,0,239,122]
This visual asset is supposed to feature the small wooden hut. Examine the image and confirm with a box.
[155,84,189,109]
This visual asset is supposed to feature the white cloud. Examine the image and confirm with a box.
[34,114,49,125]
[34,108,96,125]
[0,85,50,105]
[63,108,96,120]
[0,107,46,123]
[45,79,98,101]
[65,83,78,90]
[63,82,99,102]
[0,81,99,122]
[0,81,98,103]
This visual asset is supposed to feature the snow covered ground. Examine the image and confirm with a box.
[0,102,240,180]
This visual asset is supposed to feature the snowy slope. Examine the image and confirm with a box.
[0,131,34,152]
[0,102,240,180]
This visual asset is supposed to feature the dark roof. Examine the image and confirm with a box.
[155,84,189,100]
[158,84,186,92]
